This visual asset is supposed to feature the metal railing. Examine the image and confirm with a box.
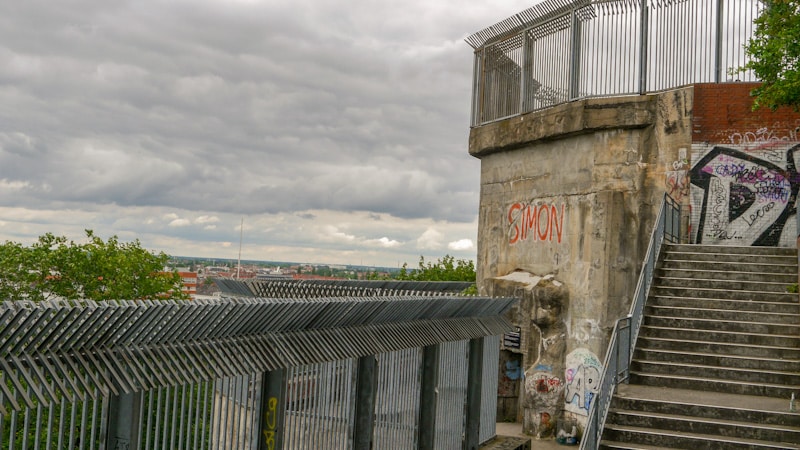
[467,0,763,126]
[0,285,515,449]
[580,194,680,449]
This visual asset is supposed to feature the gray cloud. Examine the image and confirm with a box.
[0,0,534,264]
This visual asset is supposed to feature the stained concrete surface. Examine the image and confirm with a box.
[495,422,574,449]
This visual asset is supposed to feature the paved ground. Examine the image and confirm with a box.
[495,422,574,449]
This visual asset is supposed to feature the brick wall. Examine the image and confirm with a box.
[692,82,800,144]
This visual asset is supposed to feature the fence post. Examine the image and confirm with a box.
[638,0,649,94]
[104,392,142,450]
[715,0,724,82]
[417,344,441,450]
[464,337,484,450]
[569,8,582,100]
[258,369,287,450]
[353,355,378,450]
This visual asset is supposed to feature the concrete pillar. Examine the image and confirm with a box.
[104,392,142,450]
[258,369,287,450]
[417,344,441,450]
[353,355,378,450]
[464,337,485,450]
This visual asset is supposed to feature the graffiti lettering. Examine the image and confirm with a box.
[508,202,565,245]
[564,349,602,419]
[729,124,800,147]
[690,145,800,246]
[262,397,278,450]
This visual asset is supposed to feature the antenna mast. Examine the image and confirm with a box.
[237,217,243,279]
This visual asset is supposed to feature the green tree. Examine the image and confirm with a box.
[397,255,476,282]
[0,230,188,302]
[738,0,800,110]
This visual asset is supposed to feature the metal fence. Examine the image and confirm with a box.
[0,287,514,450]
[580,194,681,449]
[467,0,763,126]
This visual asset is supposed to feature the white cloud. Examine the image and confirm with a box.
[169,218,192,227]
[448,238,473,251]
[417,228,444,250]
[195,215,220,224]
[366,237,401,248]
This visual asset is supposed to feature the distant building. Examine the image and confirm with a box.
[177,271,198,299]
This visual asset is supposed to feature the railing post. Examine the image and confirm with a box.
[257,369,287,450]
[715,0,724,82]
[569,8,582,100]
[417,344,440,450]
[104,392,142,450]
[464,337,484,450]
[353,355,378,450]
[638,0,649,94]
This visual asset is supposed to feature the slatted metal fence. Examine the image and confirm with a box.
[0,286,514,449]
[467,0,763,126]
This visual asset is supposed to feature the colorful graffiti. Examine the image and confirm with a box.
[508,202,566,245]
[690,145,800,246]
[564,348,602,417]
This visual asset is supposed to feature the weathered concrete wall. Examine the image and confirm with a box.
[470,89,694,435]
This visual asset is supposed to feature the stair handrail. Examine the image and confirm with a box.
[580,193,681,449]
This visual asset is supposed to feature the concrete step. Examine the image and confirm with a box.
[656,267,797,283]
[629,372,797,399]
[634,348,800,373]
[640,325,800,347]
[631,359,800,386]
[602,424,799,449]
[656,276,794,293]
[651,285,798,302]
[599,441,672,450]
[648,295,800,314]
[636,335,800,360]
[646,304,800,323]
[644,315,800,335]
[606,409,800,443]
[664,244,798,257]
[661,258,798,274]
[610,385,800,427]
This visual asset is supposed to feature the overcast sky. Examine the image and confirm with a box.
[0,0,535,267]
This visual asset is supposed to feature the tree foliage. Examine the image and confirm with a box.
[0,230,187,302]
[397,255,476,282]
[739,0,800,110]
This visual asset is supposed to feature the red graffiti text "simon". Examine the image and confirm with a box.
[508,203,565,245]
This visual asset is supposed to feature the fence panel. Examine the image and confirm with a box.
[469,0,765,126]
[372,348,423,449]
[434,340,469,449]
[283,359,356,450]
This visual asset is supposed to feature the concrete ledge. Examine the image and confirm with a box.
[479,435,532,450]
[468,94,657,158]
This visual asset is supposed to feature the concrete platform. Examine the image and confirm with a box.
[492,422,575,449]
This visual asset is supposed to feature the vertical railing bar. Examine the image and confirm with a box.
[9,401,17,450]
[33,397,43,450]
[55,396,64,450]
[46,394,55,449]
[68,397,78,449]
[179,384,189,450]
[154,388,164,450]
[93,391,103,450]
[200,381,209,450]
[79,393,89,450]
[21,386,31,450]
